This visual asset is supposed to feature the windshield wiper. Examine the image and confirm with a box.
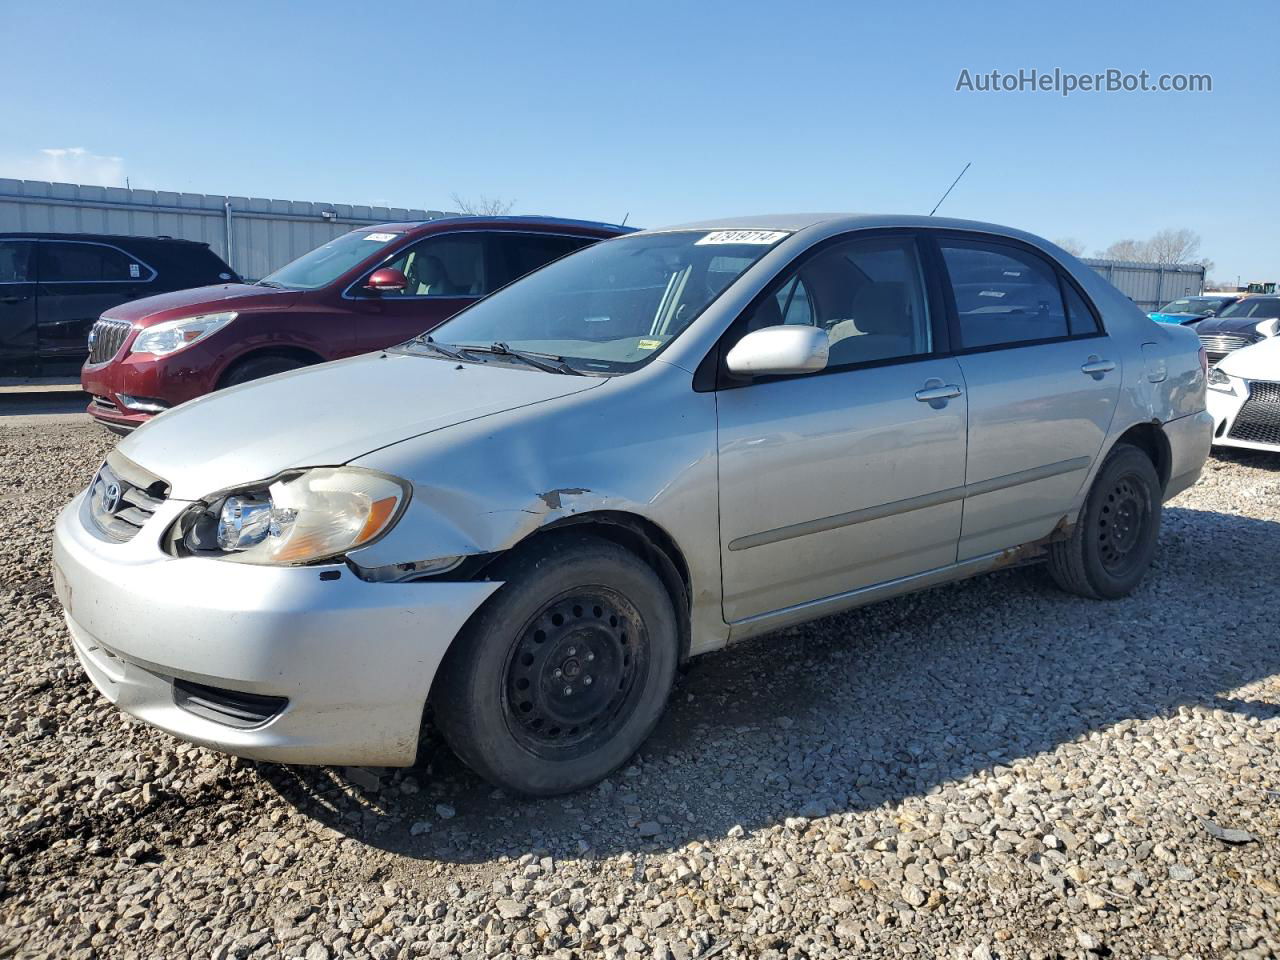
[256,279,285,288]
[407,335,466,360]
[459,342,582,376]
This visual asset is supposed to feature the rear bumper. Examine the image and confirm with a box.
[53,491,501,766]
[1162,410,1214,500]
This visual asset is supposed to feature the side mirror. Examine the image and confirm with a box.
[364,267,408,293]
[725,324,829,377]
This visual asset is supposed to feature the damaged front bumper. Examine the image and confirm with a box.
[52,491,501,766]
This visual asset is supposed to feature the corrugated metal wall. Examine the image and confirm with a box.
[1083,258,1205,312]
[0,179,453,280]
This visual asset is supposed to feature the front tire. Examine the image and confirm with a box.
[220,354,308,388]
[1047,442,1162,599]
[433,534,679,796]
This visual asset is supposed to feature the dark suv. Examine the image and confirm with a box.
[0,233,237,376]
[80,216,630,431]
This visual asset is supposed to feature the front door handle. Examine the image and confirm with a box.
[1081,356,1116,379]
[0,295,31,305]
[915,382,963,405]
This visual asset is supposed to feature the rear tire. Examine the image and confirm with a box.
[433,534,678,797]
[1047,442,1162,599]
[220,354,309,388]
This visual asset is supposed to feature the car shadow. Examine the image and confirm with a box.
[260,505,1280,865]
[1210,446,1280,471]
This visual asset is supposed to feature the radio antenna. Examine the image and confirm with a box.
[929,162,971,216]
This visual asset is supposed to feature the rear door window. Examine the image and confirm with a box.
[939,240,1071,349]
[38,242,147,282]
[0,241,33,283]
[492,233,596,287]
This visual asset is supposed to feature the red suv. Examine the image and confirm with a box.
[81,216,630,431]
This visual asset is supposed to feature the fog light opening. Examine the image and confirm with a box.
[116,394,170,413]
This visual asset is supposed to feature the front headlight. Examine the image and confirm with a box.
[130,312,237,356]
[1207,367,1236,394]
[177,467,409,565]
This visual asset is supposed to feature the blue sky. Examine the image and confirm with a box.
[3,0,1276,280]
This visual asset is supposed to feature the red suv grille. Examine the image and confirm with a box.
[87,319,133,364]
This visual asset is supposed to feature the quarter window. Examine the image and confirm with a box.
[1063,280,1100,335]
[379,235,487,298]
[939,240,1072,348]
[741,236,932,367]
[38,242,142,282]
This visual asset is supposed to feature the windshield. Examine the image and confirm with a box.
[1158,298,1229,314]
[406,230,785,373]
[1220,297,1280,319]
[260,229,404,290]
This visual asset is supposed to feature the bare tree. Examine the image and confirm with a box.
[1098,239,1149,262]
[1145,228,1204,265]
[450,193,516,216]
[1054,237,1088,257]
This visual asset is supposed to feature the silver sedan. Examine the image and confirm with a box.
[53,214,1212,795]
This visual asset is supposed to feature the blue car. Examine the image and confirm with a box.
[1149,295,1239,325]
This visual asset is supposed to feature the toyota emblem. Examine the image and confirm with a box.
[103,480,123,514]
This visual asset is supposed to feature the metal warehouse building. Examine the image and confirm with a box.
[1,179,1206,312]
[0,179,451,280]
[1081,258,1205,313]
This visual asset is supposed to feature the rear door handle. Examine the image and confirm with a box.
[0,295,31,305]
[1081,356,1116,378]
[915,383,963,403]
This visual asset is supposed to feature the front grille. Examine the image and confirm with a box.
[87,318,133,364]
[1229,380,1280,446]
[1198,332,1258,365]
[90,395,118,413]
[88,458,169,542]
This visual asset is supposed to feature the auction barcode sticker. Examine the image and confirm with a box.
[695,230,790,246]
[363,232,397,242]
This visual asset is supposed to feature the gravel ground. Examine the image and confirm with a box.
[2,419,1278,960]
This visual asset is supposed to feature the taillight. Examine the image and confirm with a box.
[1198,345,1208,376]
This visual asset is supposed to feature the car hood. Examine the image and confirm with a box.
[102,283,301,325]
[1149,312,1207,325]
[117,351,607,499]
[1217,335,1280,381]
[1195,315,1277,336]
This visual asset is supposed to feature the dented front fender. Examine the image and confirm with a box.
[346,363,731,654]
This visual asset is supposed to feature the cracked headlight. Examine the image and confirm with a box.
[179,467,410,565]
[131,312,237,356]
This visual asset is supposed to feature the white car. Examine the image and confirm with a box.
[1207,335,1280,452]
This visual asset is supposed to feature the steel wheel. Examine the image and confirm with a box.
[502,588,647,760]
[1096,473,1151,577]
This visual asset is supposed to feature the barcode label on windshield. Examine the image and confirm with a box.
[696,230,789,246]
[363,232,397,242]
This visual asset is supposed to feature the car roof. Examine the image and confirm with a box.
[363,215,636,236]
[637,212,1061,243]
[0,231,210,246]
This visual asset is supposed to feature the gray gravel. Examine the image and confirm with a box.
[2,419,1279,960]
